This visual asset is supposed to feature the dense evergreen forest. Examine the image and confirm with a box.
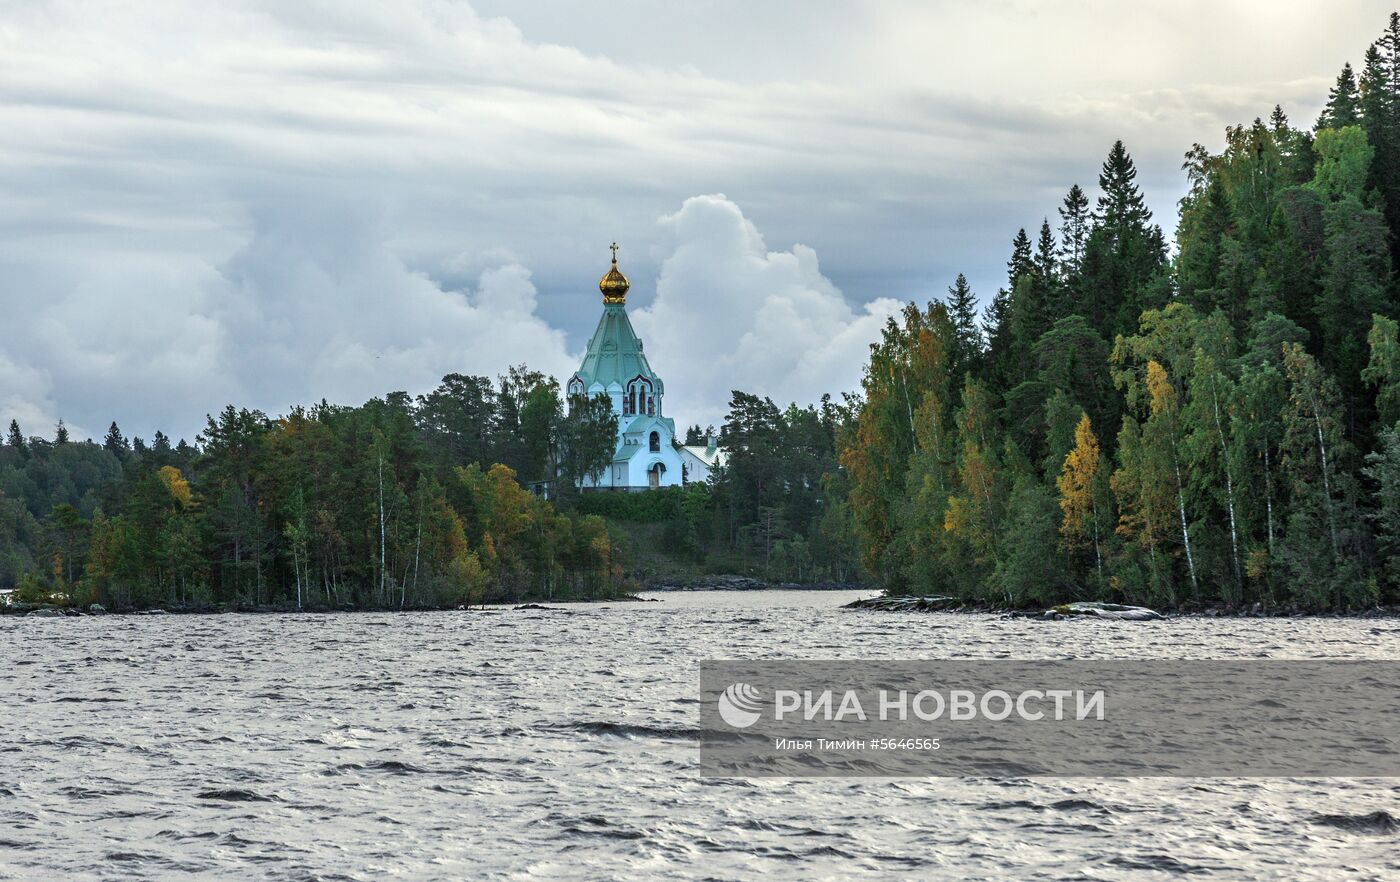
[5,13,1400,613]
[838,13,1400,611]
[0,370,626,609]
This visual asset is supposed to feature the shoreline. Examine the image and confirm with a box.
[842,595,1400,620]
[6,591,1400,619]
[0,594,655,617]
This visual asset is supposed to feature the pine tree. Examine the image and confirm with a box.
[6,419,23,451]
[1318,62,1361,129]
[55,419,69,445]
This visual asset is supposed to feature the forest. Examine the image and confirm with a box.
[837,13,1400,611]
[4,13,1400,612]
[0,369,626,610]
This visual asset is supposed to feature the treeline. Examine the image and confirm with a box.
[840,13,1400,610]
[0,368,620,609]
[579,393,862,584]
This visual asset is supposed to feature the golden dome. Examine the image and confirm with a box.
[599,241,629,304]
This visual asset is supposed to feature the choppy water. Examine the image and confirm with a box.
[3,590,1400,881]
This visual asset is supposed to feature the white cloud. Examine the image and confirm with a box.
[0,350,60,439]
[207,197,578,421]
[0,195,577,441]
[633,195,900,428]
[0,0,1389,438]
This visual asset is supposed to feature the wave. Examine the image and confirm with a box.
[335,759,429,775]
[1312,810,1400,834]
[1108,854,1216,874]
[195,788,280,802]
[508,720,705,741]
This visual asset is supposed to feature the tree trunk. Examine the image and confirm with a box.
[1173,459,1199,596]
[1311,403,1340,557]
[1210,383,1242,591]
[378,448,387,603]
[1263,445,1276,554]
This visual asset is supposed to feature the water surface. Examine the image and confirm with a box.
[3,591,1399,880]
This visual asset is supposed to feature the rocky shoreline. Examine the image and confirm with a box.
[0,595,653,617]
[842,595,1400,619]
[644,575,865,592]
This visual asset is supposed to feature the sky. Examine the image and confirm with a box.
[0,0,1391,442]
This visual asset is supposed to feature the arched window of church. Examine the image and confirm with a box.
[568,376,584,398]
[649,431,660,452]
[626,376,653,419]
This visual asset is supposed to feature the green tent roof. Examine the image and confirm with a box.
[574,303,664,393]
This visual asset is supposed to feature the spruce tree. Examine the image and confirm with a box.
[1094,140,1154,230]
[1034,220,1061,318]
[1034,220,1056,279]
[1176,175,1234,321]
[1361,27,1400,275]
[983,229,1034,390]
[104,422,128,456]
[55,419,69,445]
[980,286,1014,391]
[945,273,982,379]
[1318,62,1361,129]
[1007,228,1033,289]
[6,419,24,451]
[1083,141,1167,337]
[1057,185,1090,275]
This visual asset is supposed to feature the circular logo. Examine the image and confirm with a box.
[717,682,764,729]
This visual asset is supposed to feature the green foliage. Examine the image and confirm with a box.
[832,13,1400,610]
[577,486,688,522]
[0,368,627,607]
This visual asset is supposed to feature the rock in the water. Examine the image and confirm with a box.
[843,595,960,612]
[1053,602,1165,621]
[88,604,106,614]
[513,603,567,611]
[26,608,65,617]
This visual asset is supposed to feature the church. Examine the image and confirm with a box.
[567,245,723,490]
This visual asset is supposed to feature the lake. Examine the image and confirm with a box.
[3,590,1399,880]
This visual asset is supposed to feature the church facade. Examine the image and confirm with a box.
[568,246,723,491]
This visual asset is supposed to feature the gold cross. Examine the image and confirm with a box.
[610,242,619,262]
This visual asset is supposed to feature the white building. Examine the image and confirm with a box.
[569,245,724,490]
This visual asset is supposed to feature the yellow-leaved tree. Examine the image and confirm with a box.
[1056,412,1105,580]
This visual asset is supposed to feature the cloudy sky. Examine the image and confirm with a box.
[0,0,1389,441]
